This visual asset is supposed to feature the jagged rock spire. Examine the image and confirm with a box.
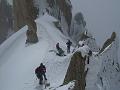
[99,32,116,54]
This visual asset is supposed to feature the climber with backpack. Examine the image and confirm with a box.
[66,39,72,53]
[56,43,66,56]
[35,63,47,85]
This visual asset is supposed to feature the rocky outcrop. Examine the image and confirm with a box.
[63,52,88,90]
[46,0,72,35]
[70,12,87,43]
[81,37,100,52]
[13,0,38,31]
[13,0,38,43]
[74,12,86,27]
[26,30,38,43]
[0,0,13,44]
[56,0,72,28]
[47,0,72,26]
[99,32,116,54]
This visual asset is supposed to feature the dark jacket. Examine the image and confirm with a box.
[66,40,72,47]
[35,65,46,76]
[56,43,60,50]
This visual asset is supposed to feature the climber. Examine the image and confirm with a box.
[56,43,66,56]
[84,45,92,64]
[35,63,47,85]
[56,43,60,51]
[66,40,72,53]
[25,30,30,44]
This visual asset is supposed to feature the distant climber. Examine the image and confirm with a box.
[26,30,31,44]
[35,63,47,85]
[77,44,92,64]
[56,43,60,50]
[66,40,72,53]
[56,43,66,56]
[82,45,92,64]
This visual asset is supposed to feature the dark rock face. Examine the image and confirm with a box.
[13,0,38,31]
[70,12,87,43]
[13,0,38,43]
[80,33,90,41]
[74,12,86,27]
[0,0,13,44]
[63,52,88,90]
[46,0,72,35]
[13,0,25,31]
[56,0,72,27]
[99,32,116,54]
[26,30,38,43]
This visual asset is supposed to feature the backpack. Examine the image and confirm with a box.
[35,66,46,74]
[35,67,41,79]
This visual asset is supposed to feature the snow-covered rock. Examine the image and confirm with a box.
[96,32,120,90]
[77,38,99,52]
[83,38,100,52]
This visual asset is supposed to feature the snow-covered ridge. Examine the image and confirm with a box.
[0,14,72,90]
[0,26,27,67]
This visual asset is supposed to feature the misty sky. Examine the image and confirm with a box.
[71,0,120,46]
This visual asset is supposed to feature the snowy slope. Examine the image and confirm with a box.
[0,14,72,90]
[95,37,120,90]
[85,35,120,90]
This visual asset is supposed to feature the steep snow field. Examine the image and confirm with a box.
[0,14,72,90]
